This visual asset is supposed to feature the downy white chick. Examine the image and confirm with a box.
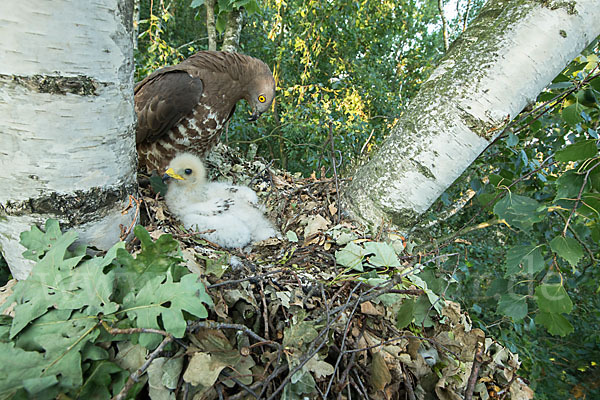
[164,153,278,248]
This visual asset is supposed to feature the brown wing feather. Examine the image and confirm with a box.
[134,69,203,144]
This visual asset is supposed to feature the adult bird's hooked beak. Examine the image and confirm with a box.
[248,109,261,122]
[162,168,185,182]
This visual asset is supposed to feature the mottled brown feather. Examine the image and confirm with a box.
[134,51,275,172]
[135,71,203,144]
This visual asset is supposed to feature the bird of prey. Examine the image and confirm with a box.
[163,153,278,248]
[135,51,276,172]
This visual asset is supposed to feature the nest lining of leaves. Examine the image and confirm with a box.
[0,144,532,400]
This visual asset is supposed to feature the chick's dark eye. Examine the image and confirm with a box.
[184,169,192,175]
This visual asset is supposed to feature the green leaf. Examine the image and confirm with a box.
[364,242,400,268]
[149,175,168,196]
[535,311,574,336]
[497,293,528,321]
[16,310,100,390]
[22,376,59,396]
[477,193,497,209]
[555,139,598,162]
[493,194,544,231]
[505,131,519,147]
[590,169,600,192]
[205,255,229,278]
[591,77,600,91]
[554,170,585,202]
[61,243,123,316]
[190,0,205,8]
[114,226,184,299]
[396,299,415,329]
[485,278,508,297]
[549,236,583,267]
[282,370,315,399]
[217,0,230,10]
[285,231,299,242]
[123,272,212,347]
[78,361,126,400]
[580,193,600,218]
[244,0,260,14]
[534,284,573,314]
[562,103,584,126]
[215,12,228,33]
[8,229,83,338]
[19,219,64,262]
[335,242,367,271]
[504,244,545,276]
[283,320,318,349]
[0,342,53,398]
[413,295,434,328]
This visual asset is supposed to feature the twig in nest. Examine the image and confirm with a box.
[228,381,264,400]
[187,321,282,351]
[174,228,216,239]
[119,194,141,241]
[328,122,342,224]
[263,283,364,400]
[259,279,270,341]
[249,159,275,186]
[465,342,485,400]
[324,283,365,397]
[401,364,416,400]
[207,268,285,289]
[101,320,171,338]
[112,334,173,400]
[351,369,370,399]
[220,370,260,398]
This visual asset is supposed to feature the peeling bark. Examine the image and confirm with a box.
[0,0,138,279]
[343,0,600,232]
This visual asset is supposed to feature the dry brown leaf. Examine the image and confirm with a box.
[272,174,290,188]
[360,301,382,316]
[303,214,331,238]
[328,202,338,216]
[149,228,165,241]
[155,205,166,221]
[370,352,391,392]
[0,279,16,316]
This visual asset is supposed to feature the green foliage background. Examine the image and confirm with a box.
[135,0,482,175]
[133,1,600,397]
[0,221,212,399]
[418,51,600,398]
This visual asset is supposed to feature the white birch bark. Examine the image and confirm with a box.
[221,8,244,53]
[0,0,138,280]
[206,0,218,51]
[343,0,600,231]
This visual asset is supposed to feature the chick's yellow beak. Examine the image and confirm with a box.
[164,168,185,180]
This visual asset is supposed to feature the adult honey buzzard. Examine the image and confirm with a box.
[134,51,275,172]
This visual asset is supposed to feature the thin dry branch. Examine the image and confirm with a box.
[465,342,485,400]
[113,334,173,400]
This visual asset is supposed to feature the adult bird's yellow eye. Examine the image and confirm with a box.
[258,95,266,103]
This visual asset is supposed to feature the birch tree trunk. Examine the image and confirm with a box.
[0,0,138,280]
[221,8,244,53]
[206,0,217,51]
[343,0,600,232]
